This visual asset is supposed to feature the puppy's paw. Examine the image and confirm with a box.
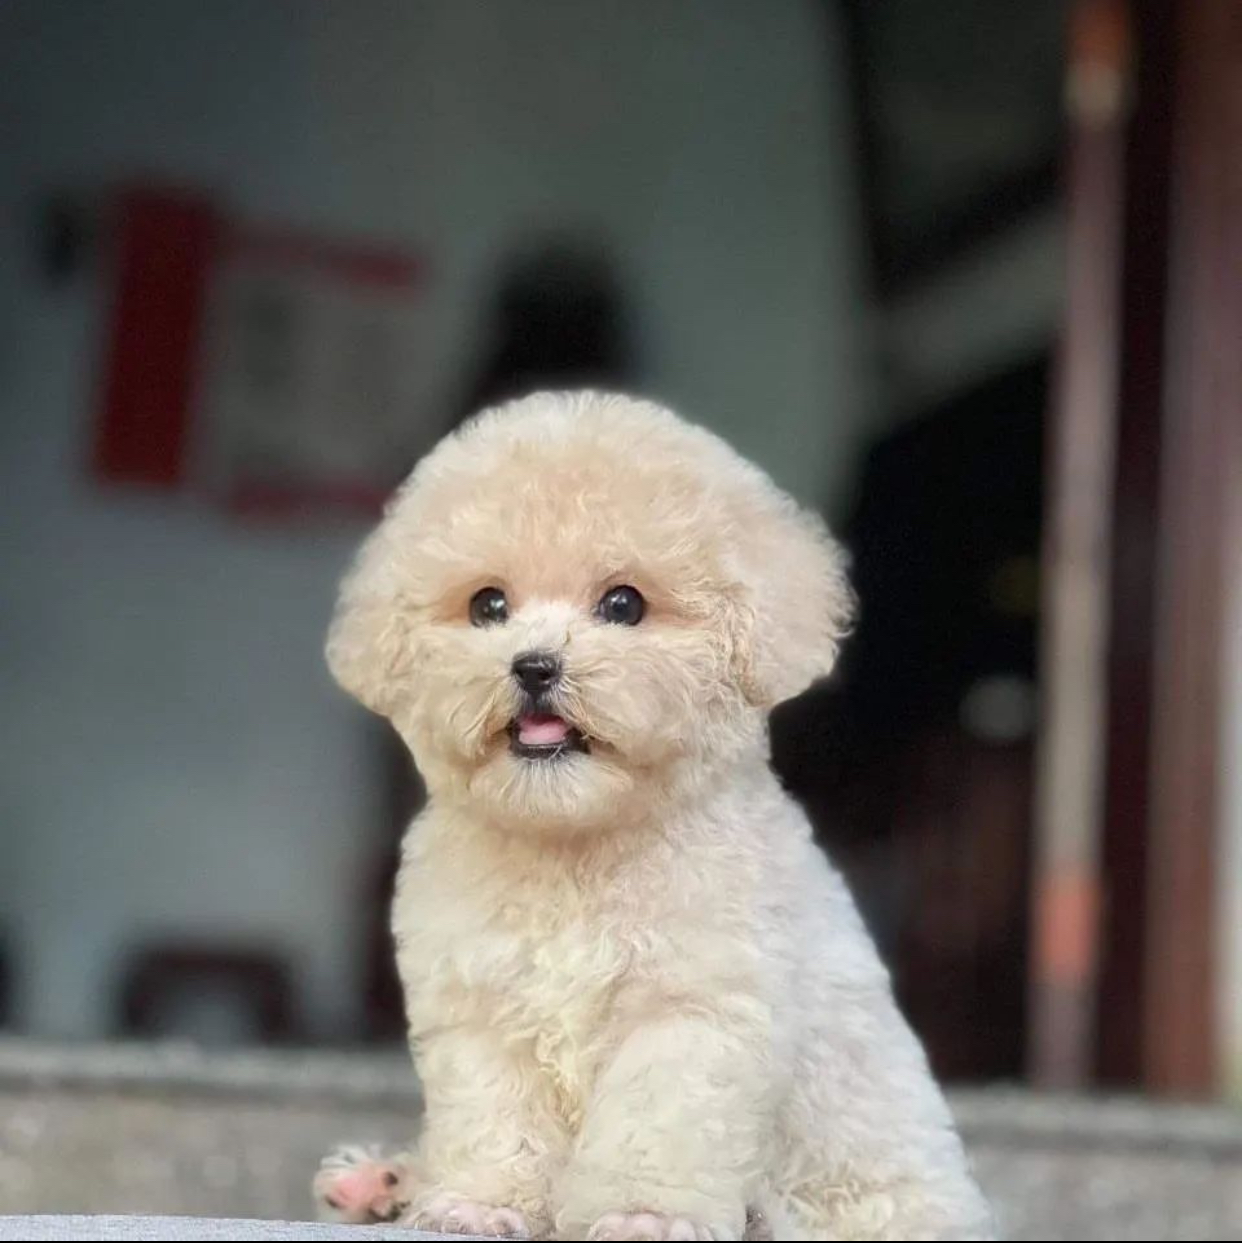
[313,1144,405,1223]
[404,1192,531,1238]
[587,1211,716,1241]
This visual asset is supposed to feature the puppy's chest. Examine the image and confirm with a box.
[397,872,644,1042]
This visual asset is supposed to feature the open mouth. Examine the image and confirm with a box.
[508,712,589,761]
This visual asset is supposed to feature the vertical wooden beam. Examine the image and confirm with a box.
[1095,0,1176,1089]
[1141,0,1242,1097]
[1028,0,1132,1089]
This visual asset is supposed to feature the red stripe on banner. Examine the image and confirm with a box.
[93,186,222,488]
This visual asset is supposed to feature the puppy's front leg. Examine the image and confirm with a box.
[404,1025,567,1238]
[556,1009,770,1241]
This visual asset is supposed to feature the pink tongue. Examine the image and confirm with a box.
[518,714,571,745]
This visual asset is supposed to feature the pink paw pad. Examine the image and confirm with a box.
[314,1146,404,1224]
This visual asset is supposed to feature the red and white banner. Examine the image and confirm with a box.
[93,185,428,518]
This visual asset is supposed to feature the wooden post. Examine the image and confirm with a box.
[1056,0,1240,1097]
[1141,0,1242,1097]
[1028,0,1132,1090]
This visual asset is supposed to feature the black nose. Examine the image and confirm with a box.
[512,650,561,698]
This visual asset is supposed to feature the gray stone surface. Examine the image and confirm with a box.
[1,1040,1240,1240]
[0,1217,451,1241]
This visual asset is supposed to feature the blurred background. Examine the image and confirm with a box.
[1,0,1239,1169]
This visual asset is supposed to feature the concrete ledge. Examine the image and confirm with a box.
[950,1087,1242,1157]
[0,1039,418,1110]
[1,1040,1239,1240]
[8,1039,1241,1152]
[0,1217,448,1241]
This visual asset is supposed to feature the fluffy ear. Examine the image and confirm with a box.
[727,496,855,708]
[325,527,418,717]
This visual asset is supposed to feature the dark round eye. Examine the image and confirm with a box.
[469,586,509,627]
[597,585,645,626]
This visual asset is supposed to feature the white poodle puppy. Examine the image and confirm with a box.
[314,392,994,1241]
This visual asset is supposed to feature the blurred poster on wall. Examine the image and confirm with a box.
[198,226,427,516]
[94,185,428,518]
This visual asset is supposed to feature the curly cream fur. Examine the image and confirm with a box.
[321,392,994,1240]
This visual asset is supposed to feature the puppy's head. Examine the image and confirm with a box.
[328,392,852,833]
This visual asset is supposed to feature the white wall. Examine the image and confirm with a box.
[0,1,388,1040]
[300,0,867,506]
[0,0,865,1039]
